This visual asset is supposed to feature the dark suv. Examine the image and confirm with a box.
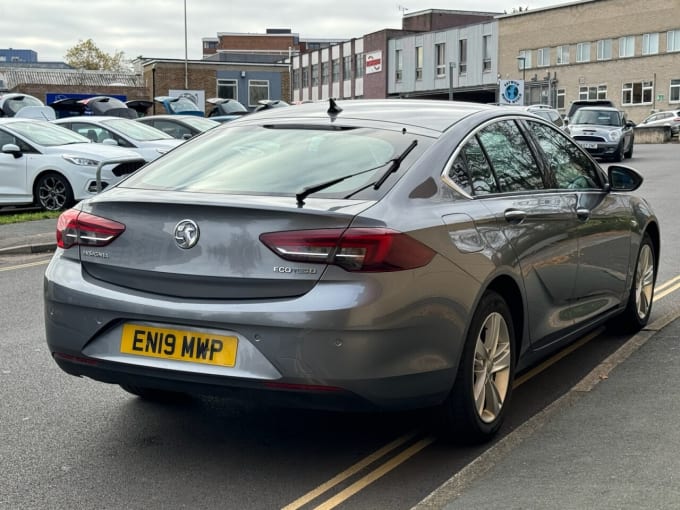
[565,99,616,124]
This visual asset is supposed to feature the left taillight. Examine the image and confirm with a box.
[260,228,436,272]
[56,209,125,249]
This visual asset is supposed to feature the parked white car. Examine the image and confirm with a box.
[0,118,145,210]
[638,110,680,136]
[53,116,183,163]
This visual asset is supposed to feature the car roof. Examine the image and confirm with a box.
[54,116,134,122]
[237,99,502,134]
[575,106,620,112]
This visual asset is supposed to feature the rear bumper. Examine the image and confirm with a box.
[44,252,473,410]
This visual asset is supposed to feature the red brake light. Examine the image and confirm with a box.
[260,228,435,272]
[56,209,125,249]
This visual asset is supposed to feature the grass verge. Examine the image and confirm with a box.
[0,210,61,225]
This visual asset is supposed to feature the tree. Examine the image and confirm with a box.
[64,39,127,72]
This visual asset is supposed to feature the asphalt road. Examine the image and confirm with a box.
[1,144,679,509]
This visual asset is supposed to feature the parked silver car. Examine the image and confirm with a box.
[44,99,659,443]
[565,106,635,161]
[638,110,680,135]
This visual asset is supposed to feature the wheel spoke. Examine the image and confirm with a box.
[473,311,511,423]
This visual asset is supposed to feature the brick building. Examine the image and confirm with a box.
[498,0,680,122]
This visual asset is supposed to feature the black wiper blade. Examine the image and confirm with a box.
[295,161,389,207]
[372,140,418,191]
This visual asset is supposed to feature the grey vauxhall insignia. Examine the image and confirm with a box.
[44,99,659,443]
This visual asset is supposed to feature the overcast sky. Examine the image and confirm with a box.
[1,0,562,63]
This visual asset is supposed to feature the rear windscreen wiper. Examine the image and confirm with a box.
[295,139,418,207]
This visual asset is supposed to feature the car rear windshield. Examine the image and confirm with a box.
[120,124,433,199]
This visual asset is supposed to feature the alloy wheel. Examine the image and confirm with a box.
[38,175,69,211]
[473,312,511,423]
[634,243,655,320]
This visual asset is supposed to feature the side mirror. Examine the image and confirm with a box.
[182,133,192,140]
[608,165,643,192]
[1,143,22,158]
[626,120,636,128]
[101,138,118,146]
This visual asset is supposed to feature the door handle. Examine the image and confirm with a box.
[504,209,526,224]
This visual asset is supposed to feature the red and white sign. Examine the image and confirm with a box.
[365,51,383,75]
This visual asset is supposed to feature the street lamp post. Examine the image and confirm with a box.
[516,55,526,105]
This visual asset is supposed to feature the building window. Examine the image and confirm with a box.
[292,69,300,90]
[556,45,569,65]
[302,67,309,88]
[248,80,269,107]
[217,79,237,100]
[332,59,340,83]
[343,56,351,81]
[642,33,659,55]
[458,39,467,75]
[576,42,591,63]
[597,39,612,60]
[557,88,566,109]
[619,36,635,58]
[311,64,319,86]
[622,81,653,105]
[668,30,680,52]
[483,35,492,72]
[518,50,531,69]
[537,47,550,67]
[670,79,680,102]
[355,53,364,78]
[415,46,423,80]
[395,49,403,82]
[435,43,446,77]
[321,62,329,85]
[579,85,607,100]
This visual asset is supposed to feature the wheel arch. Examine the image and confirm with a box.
[485,274,525,362]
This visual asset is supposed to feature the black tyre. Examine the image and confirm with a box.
[120,384,190,403]
[624,139,634,159]
[35,172,74,211]
[617,234,656,333]
[438,290,516,444]
[611,142,624,162]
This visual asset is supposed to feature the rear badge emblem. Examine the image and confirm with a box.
[174,219,200,249]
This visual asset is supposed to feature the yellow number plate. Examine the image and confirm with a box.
[120,324,238,367]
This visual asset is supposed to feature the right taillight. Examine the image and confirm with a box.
[260,228,436,272]
[56,209,125,249]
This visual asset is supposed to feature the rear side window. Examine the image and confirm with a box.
[477,120,544,193]
[448,119,545,196]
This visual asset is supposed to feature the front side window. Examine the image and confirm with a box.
[576,42,591,63]
[622,81,653,105]
[619,36,635,58]
[643,33,659,55]
[527,121,601,190]
[435,43,446,77]
[597,39,612,60]
[217,79,238,100]
[477,120,544,193]
[248,80,269,107]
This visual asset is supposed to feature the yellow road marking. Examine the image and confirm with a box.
[653,280,680,301]
[655,274,680,293]
[0,259,50,272]
[281,432,419,510]
[312,437,436,510]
